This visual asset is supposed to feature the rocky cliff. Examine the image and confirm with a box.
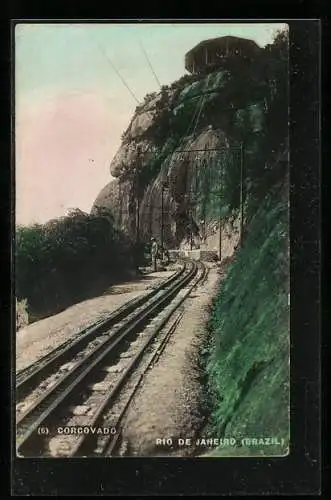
[92,34,288,252]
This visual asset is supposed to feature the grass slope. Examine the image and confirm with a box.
[204,191,289,457]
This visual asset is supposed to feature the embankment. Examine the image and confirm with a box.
[203,187,290,457]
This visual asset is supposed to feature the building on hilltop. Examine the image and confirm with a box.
[185,36,262,75]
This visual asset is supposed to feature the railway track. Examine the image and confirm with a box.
[16,264,185,399]
[16,260,206,458]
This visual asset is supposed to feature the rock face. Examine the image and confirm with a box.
[92,126,233,249]
[91,51,272,251]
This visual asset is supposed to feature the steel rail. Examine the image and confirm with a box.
[16,265,185,400]
[98,262,208,457]
[16,261,197,456]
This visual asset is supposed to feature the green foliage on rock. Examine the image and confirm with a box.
[205,187,289,455]
[131,28,288,233]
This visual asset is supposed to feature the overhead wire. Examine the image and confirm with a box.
[182,94,204,142]
[83,26,208,179]
[172,91,207,158]
[137,38,162,89]
[130,25,163,92]
[83,28,140,104]
[190,93,207,136]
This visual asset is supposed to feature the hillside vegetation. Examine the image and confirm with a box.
[15,209,136,323]
[16,28,289,453]
[196,29,290,457]
[203,183,289,456]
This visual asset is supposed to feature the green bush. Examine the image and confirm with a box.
[15,211,135,320]
[16,298,29,331]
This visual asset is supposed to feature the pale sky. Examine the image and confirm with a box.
[15,22,288,225]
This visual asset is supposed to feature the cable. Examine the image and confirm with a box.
[191,93,207,137]
[174,92,207,157]
[83,29,140,104]
[138,39,161,89]
[182,94,204,141]
[129,26,162,90]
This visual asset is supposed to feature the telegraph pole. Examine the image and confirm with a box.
[219,157,223,261]
[136,191,140,245]
[239,141,244,248]
[118,181,122,229]
[136,146,142,245]
[190,204,193,250]
[202,146,208,242]
[160,181,168,257]
[161,183,164,253]
[218,215,222,260]
[186,187,193,251]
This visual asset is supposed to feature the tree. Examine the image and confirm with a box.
[15,210,135,318]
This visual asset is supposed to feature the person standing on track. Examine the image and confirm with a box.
[151,237,159,272]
